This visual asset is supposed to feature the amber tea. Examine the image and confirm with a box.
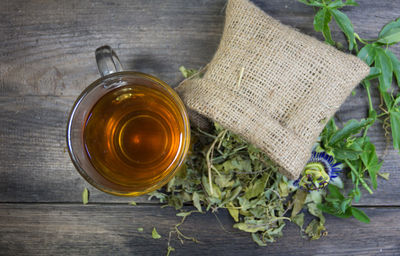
[83,84,185,189]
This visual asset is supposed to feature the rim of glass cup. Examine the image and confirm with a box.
[66,71,191,196]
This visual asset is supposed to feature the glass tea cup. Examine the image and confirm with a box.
[67,46,190,196]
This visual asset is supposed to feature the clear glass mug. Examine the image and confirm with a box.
[67,46,190,196]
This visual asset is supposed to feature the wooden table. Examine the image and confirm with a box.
[1,0,399,255]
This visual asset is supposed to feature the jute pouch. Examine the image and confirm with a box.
[176,0,370,179]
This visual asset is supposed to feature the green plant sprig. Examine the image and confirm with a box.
[300,0,399,222]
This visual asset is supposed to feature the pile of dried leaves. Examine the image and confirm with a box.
[148,122,326,246]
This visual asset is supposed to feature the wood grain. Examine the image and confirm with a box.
[0,96,150,203]
[0,95,399,204]
[0,0,399,97]
[0,204,399,256]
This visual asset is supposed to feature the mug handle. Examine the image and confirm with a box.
[95,45,124,77]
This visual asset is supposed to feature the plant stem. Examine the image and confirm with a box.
[354,33,369,45]
[345,159,373,195]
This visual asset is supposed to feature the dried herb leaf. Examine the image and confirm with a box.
[251,233,267,246]
[378,172,390,180]
[82,188,89,205]
[227,203,239,222]
[291,189,307,218]
[233,222,266,233]
[192,192,202,212]
[152,227,162,239]
[292,213,305,229]
[179,66,199,79]
[166,246,175,256]
[305,219,326,240]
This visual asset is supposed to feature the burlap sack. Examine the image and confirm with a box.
[176,0,370,179]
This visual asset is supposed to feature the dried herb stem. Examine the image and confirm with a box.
[206,129,228,195]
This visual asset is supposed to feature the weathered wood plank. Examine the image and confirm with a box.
[0,96,150,203]
[0,204,398,256]
[0,95,399,204]
[0,0,399,97]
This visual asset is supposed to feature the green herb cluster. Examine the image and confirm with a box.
[298,0,399,222]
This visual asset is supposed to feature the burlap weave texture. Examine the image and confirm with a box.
[176,0,370,179]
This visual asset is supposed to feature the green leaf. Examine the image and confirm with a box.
[292,213,305,229]
[313,9,335,45]
[322,118,337,144]
[340,199,351,213]
[375,48,393,92]
[382,91,394,110]
[357,44,376,66]
[147,191,167,203]
[330,9,355,50]
[225,185,242,202]
[332,146,362,161]
[351,207,370,223]
[298,0,325,7]
[192,192,202,212]
[318,204,352,218]
[386,51,400,86]
[215,173,234,188]
[394,95,400,108]
[328,0,345,8]
[307,203,325,223]
[233,222,265,233]
[137,227,144,232]
[390,111,400,151]
[328,118,373,145]
[322,18,335,45]
[244,173,268,199]
[308,190,323,205]
[345,0,358,6]
[351,188,361,203]
[360,142,377,167]
[168,195,184,210]
[227,205,239,222]
[364,67,381,80]
[377,27,400,45]
[278,180,289,197]
[176,211,192,217]
[129,201,137,206]
[251,233,267,246]
[392,95,400,111]
[314,8,328,32]
[179,66,198,78]
[82,188,89,205]
[304,219,326,240]
[152,227,162,239]
[379,18,400,39]
[291,189,307,218]
[368,163,381,190]
[327,184,344,200]
[360,142,381,189]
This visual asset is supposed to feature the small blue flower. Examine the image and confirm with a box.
[294,151,341,191]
